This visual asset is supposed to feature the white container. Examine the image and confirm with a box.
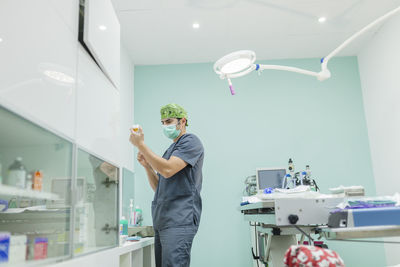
[9,235,27,263]
[6,157,26,189]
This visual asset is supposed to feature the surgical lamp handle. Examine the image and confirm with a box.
[228,78,235,95]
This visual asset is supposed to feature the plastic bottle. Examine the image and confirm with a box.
[305,165,311,179]
[120,216,128,235]
[300,171,306,185]
[7,157,26,188]
[129,199,135,226]
[32,170,43,191]
[26,173,33,190]
[282,174,291,189]
[135,206,143,226]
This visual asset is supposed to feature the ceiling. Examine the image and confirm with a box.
[112,0,400,65]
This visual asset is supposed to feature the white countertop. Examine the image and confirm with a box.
[117,237,154,255]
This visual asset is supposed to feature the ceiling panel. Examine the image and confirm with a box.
[113,0,400,65]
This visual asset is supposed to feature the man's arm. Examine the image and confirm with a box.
[144,166,159,192]
[137,152,159,191]
[138,142,187,178]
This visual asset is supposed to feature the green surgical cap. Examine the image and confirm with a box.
[160,103,188,126]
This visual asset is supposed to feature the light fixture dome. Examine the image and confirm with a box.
[213,50,256,79]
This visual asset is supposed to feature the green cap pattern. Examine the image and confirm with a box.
[160,103,188,126]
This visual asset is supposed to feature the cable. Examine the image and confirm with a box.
[254,223,260,267]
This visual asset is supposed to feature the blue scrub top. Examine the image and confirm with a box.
[151,133,204,230]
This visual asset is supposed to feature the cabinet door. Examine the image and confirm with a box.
[0,0,78,139]
[0,105,73,263]
[83,0,120,88]
[74,148,119,255]
[76,47,121,165]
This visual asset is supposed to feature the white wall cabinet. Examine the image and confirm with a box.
[76,47,121,165]
[83,0,121,89]
[0,0,137,265]
[0,0,78,139]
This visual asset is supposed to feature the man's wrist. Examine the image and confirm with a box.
[145,164,154,172]
[137,141,146,151]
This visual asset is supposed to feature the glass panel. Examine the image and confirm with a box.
[0,106,73,263]
[74,149,119,255]
[122,168,134,223]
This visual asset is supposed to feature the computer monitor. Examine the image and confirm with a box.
[256,168,286,190]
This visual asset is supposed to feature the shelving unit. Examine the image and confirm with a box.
[118,238,155,267]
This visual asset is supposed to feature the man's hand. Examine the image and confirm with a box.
[137,151,151,168]
[129,127,144,147]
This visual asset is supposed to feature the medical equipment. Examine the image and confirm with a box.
[328,207,400,228]
[280,159,319,190]
[256,168,286,191]
[240,194,400,267]
[240,161,400,267]
[329,185,365,196]
[213,5,400,95]
[281,173,295,189]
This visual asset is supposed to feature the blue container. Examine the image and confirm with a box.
[0,232,10,262]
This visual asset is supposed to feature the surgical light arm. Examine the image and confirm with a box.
[215,5,400,95]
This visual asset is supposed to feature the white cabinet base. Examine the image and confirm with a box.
[53,238,154,267]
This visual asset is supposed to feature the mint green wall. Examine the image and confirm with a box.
[134,57,385,267]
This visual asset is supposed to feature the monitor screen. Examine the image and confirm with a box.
[256,168,286,190]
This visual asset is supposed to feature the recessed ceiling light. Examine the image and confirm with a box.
[318,17,327,23]
[0,37,3,42]
[192,23,200,29]
[99,25,107,31]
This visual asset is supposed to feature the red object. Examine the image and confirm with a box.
[34,238,48,260]
[284,245,345,267]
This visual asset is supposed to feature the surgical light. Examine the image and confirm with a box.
[214,5,400,95]
[214,50,256,95]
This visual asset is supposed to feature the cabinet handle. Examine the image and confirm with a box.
[101,223,118,234]
[101,177,118,188]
